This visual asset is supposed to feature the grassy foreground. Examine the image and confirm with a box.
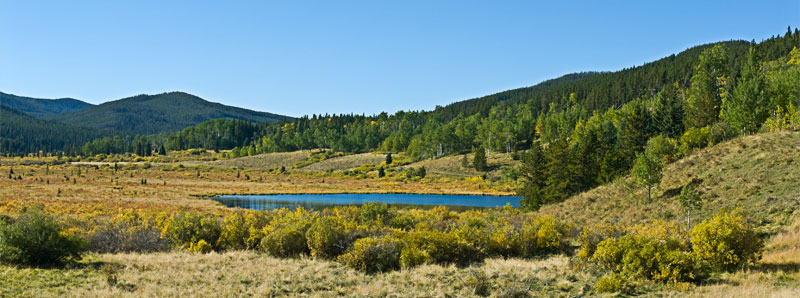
[1,232,798,298]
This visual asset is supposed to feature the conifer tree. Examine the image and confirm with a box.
[723,46,769,134]
[518,140,547,210]
[473,147,488,171]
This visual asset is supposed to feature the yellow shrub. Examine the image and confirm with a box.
[189,239,212,253]
[690,210,763,272]
[589,220,710,291]
[338,236,403,273]
[520,216,569,257]
[577,224,625,260]
[404,230,483,267]
[161,212,221,251]
[218,211,269,250]
[259,208,313,257]
[306,217,348,259]
[399,246,430,268]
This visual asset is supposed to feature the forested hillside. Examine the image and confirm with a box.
[0,105,108,154]
[0,91,93,118]
[44,91,289,135]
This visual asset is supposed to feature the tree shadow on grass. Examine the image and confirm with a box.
[755,262,800,273]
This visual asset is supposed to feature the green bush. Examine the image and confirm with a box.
[217,211,269,250]
[587,221,710,291]
[577,224,625,260]
[645,135,680,163]
[359,202,393,224]
[261,223,310,257]
[0,208,86,266]
[306,217,348,259]
[399,246,430,268]
[594,273,633,293]
[592,234,708,287]
[690,211,763,272]
[162,212,221,250]
[519,216,569,257]
[679,126,711,155]
[338,236,403,273]
[405,230,483,267]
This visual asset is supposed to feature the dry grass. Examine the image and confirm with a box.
[539,131,800,230]
[297,153,386,172]
[0,252,590,297]
[2,246,796,297]
[0,159,513,215]
[402,152,520,178]
[198,150,311,170]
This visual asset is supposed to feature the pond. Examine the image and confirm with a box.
[211,193,521,211]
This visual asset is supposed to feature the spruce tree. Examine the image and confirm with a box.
[723,46,768,134]
[518,140,547,210]
[473,147,488,171]
[378,167,385,178]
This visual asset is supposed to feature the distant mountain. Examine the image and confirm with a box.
[45,92,289,135]
[0,104,107,154]
[0,91,94,118]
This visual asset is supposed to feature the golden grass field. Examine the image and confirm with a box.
[1,132,799,297]
[198,150,312,170]
[0,155,514,215]
[296,152,387,172]
[402,152,521,180]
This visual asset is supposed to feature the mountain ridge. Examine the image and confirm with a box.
[43,91,290,135]
[0,91,94,118]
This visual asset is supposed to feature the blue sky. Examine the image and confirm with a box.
[1,1,797,117]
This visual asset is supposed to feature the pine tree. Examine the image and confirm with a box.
[473,147,488,171]
[652,83,686,138]
[518,140,547,210]
[723,46,769,134]
[542,136,579,204]
[385,153,392,165]
[378,167,385,178]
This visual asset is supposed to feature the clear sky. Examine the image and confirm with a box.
[1,1,798,117]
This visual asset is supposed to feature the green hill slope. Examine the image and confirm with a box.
[539,130,800,233]
[45,92,289,135]
[0,105,108,154]
[0,91,93,118]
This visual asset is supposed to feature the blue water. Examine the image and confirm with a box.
[212,193,521,211]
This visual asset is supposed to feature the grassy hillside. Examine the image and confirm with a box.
[402,152,520,179]
[539,131,800,232]
[0,91,93,118]
[202,150,311,170]
[46,92,289,135]
[297,153,386,172]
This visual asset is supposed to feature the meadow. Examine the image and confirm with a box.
[1,132,799,297]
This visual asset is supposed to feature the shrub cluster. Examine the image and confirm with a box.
[0,207,86,266]
[43,204,569,273]
[581,211,764,293]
